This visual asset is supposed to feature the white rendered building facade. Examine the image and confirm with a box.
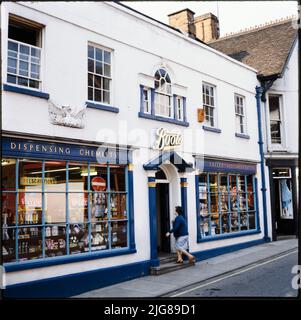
[1,2,266,298]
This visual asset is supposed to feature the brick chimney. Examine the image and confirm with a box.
[168,9,220,43]
[168,8,196,38]
[194,13,220,42]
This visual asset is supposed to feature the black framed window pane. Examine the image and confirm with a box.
[69,224,89,254]
[45,225,67,257]
[2,228,16,263]
[111,221,127,249]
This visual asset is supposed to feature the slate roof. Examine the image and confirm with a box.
[209,19,298,78]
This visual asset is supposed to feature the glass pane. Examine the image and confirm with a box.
[104,50,111,64]
[209,174,218,193]
[31,72,39,80]
[95,61,103,75]
[110,193,127,219]
[31,56,39,64]
[198,175,208,217]
[95,48,103,61]
[103,78,110,90]
[68,163,88,191]
[18,192,42,225]
[45,225,67,257]
[45,193,66,224]
[221,212,230,233]
[104,64,110,77]
[2,158,16,191]
[111,221,127,249]
[88,87,93,100]
[210,193,218,215]
[17,77,28,87]
[29,79,39,89]
[249,212,256,229]
[88,73,93,87]
[2,193,16,226]
[94,89,102,102]
[91,222,109,251]
[238,193,247,211]
[88,59,94,72]
[94,75,102,89]
[31,63,39,73]
[19,160,43,191]
[247,192,255,211]
[20,44,30,55]
[69,224,89,254]
[44,161,67,191]
[229,175,238,211]
[31,48,40,58]
[18,227,43,261]
[231,212,239,232]
[91,192,108,221]
[2,228,16,263]
[109,166,125,191]
[7,74,17,83]
[88,45,94,59]
[19,69,28,77]
[69,193,88,223]
[240,212,248,230]
[103,91,110,104]
[8,67,17,75]
[8,57,17,69]
[269,95,280,120]
[237,175,246,192]
[8,40,18,52]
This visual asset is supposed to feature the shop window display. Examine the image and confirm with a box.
[1,158,129,263]
[198,172,257,238]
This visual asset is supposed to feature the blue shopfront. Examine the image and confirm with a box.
[195,156,261,243]
[1,135,141,297]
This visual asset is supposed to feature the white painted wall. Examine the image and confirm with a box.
[1,1,264,286]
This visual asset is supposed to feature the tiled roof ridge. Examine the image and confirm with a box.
[212,15,298,42]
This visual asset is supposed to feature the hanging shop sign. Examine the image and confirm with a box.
[91,176,106,191]
[153,128,182,151]
[2,137,132,164]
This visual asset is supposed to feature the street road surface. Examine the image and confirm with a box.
[168,250,299,297]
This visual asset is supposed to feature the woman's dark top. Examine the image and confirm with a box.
[170,215,188,238]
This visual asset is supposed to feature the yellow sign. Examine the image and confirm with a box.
[21,177,56,185]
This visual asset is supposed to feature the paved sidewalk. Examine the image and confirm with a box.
[73,239,298,298]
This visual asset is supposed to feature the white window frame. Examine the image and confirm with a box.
[6,16,43,91]
[154,69,173,119]
[202,82,217,128]
[267,93,286,150]
[234,94,246,134]
[87,42,112,105]
[143,87,151,114]
[176,96,184,121]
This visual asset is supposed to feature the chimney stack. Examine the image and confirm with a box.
[168,8,196,38]
[168,9,220,43]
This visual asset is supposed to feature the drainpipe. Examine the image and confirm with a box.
[255,86,270,242]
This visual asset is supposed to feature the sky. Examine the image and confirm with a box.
[121,1,299,36]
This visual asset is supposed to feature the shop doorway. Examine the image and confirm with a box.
[155,169,171,254]
[272,168,295,237]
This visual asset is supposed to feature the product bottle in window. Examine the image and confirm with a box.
[46,226,51,237]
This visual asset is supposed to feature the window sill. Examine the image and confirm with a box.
[3,84,49,100]
[202,126,222,133]
[138,112,189,127]
[4,247,137,272]
[197,229,261,243]
[86,101,119,113]
[235,133,250,139]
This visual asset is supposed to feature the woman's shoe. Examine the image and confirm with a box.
[189,256,196,264]
[176,259,183,264]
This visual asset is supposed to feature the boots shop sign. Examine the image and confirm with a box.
[153,128,182,151]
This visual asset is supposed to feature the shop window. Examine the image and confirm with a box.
[198,172,257,239]
[154,68,173,118]
[2,159,129,264]
[268,95,282,145]
[202,83,216,127]
[7,15,43,89]
[235,94,246,134]
[87,43,112,104]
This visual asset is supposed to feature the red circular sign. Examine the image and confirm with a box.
[91,177,106,191]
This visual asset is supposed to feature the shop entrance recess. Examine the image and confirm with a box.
[155,169,171,254]
[272,168,296,237]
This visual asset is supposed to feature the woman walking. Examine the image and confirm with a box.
[166,206,196,264]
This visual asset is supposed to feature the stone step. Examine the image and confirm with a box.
[158,255,177,264]
[150,260,195,275]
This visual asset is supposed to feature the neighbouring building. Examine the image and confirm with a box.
[1,1,278,298]
[209,17,299,241]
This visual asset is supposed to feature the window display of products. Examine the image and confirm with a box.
[1,157,130,264]
[198,172,257,238]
